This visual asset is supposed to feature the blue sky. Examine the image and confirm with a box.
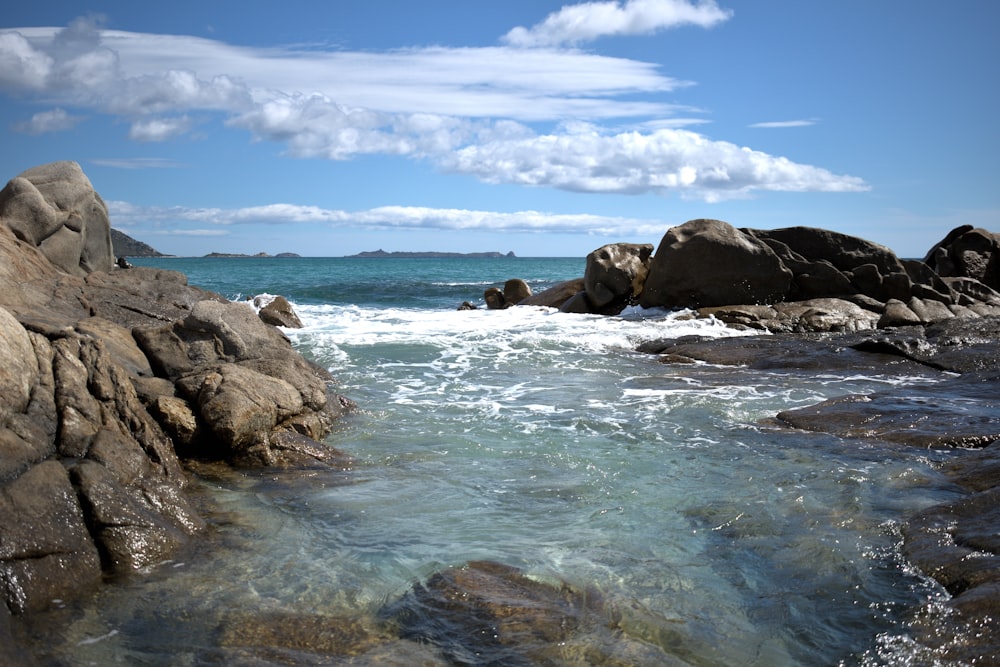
[1,1,997,258]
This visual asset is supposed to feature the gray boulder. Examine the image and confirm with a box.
[924,225,1000,292]
[584,243,652,315]
[640,219,793,309]
[0,161,113,276]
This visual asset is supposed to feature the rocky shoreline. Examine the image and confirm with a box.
[2,161,998,663]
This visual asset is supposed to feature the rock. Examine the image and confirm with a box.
[774,371,1000,448]
[0,161,113,276]
[559,290,594,314]
[640,219,793,309]
[255,295,303,328]
[503,279,532,305]
[0,162,351,621]
[518,278,585,309]
[698,298,880,333]
[584,243,653,315]
[901,467,1000,664]
[877,299,922,327]
[749,225,905,276]
[0,308,38,417]
[379,560,604,666]
[924,225,1000,291]
[0,460,102,613]
[484,286,506,309]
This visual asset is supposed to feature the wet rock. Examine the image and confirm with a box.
[255,294,303,328]
[900,440,1000,664]
[584,243,653,315]
[519,278,585,310]
[0,460,102,613]
[380,560,606,666]
[484,286,506,309]
[775,372,1000,448]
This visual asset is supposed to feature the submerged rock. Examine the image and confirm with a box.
[380,560,604,666]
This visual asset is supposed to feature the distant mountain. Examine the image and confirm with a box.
[111,229,166,257]
[348,250,516,258]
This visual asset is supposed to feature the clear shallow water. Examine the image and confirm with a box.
[18,257,966,665]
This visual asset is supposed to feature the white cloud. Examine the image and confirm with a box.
[0,31,53,89]
[106,201,664,235]
[749,119,819,128]
[445,126,868,200]
[128,116,193,142]
[12,107,82,134]
[503,0,732,48]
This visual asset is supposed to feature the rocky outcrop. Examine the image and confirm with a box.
[0,163,348,619]
[0,162,113,276]
[923,225,1000,292]
[640,219,792,309]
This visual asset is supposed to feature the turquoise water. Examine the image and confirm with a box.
[20,257,963,665]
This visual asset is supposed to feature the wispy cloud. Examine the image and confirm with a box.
[106,201,666,236]
[11,107,83,134]
[749,119,819,128]
[502,0,733,47]
[89,157,185,169]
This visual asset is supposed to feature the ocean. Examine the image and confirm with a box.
[20,256,963,665]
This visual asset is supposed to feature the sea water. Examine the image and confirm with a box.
[17,257,967,665]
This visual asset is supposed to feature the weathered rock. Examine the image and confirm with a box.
[775,371,1000,448]
[0,161,351,622]
[0,308,38,417]
[924,225,1000,291]
[0,162,112,276]
[901,468,1000,664]
[0,461,102,613]
[518,278,585,310]
[255,295,303,328]
[583,243,653,315]
[640,219,793,309]
[698,298,880,333]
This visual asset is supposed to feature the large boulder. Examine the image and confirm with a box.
[923,225,1000,292]
[639,219,793,309]
[584,243,653,315]
[0,161,113,276]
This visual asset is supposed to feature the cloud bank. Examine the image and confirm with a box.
[0,6,868,202]
[107,201,666,236]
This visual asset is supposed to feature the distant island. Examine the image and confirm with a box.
[348,250,516,258]
[203,252,302,258]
